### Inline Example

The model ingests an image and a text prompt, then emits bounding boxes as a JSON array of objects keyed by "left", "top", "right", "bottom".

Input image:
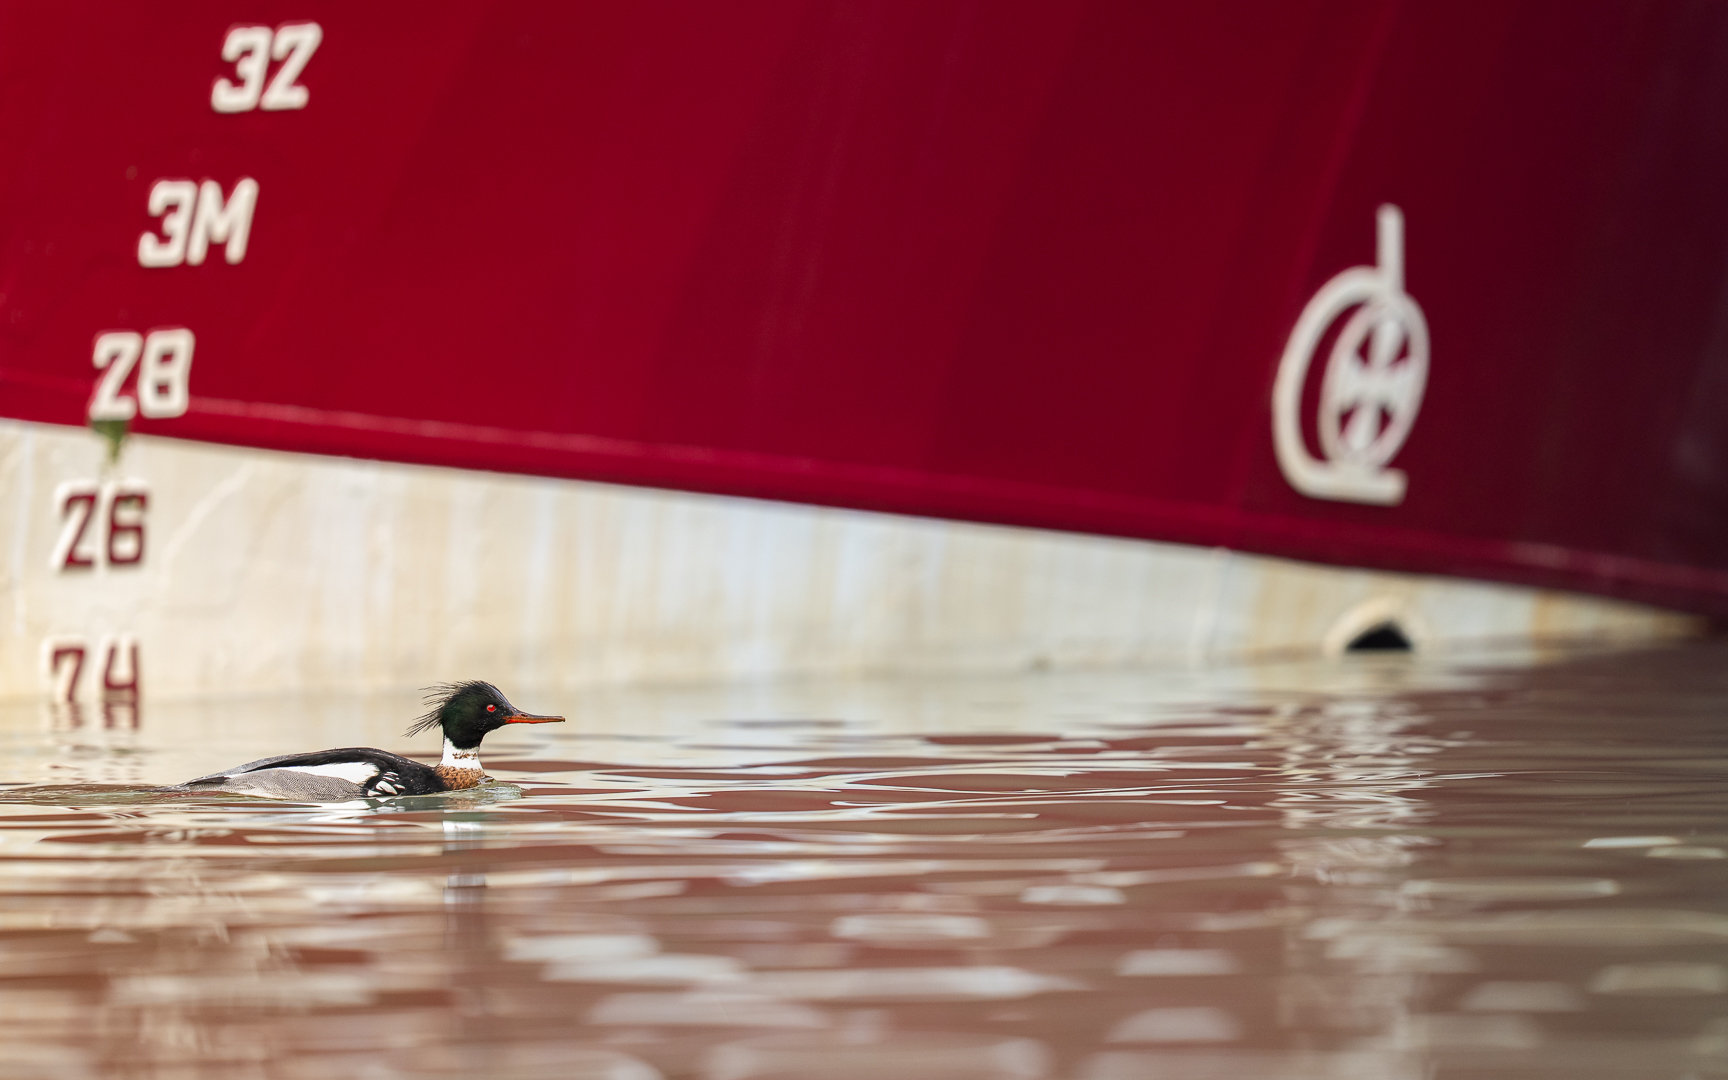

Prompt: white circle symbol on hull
[{"left": 1273, "top": 204, "right": 1428, "bottom": 505}]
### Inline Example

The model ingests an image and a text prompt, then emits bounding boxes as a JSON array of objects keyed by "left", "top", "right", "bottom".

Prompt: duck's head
[{"left": 405, "top": 681, "right": 564, "bottom": 748}]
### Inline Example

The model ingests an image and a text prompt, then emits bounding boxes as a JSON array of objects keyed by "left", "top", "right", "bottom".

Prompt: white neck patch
[{"left": 441, "top": 738, "right": 482, "bottom": 771}]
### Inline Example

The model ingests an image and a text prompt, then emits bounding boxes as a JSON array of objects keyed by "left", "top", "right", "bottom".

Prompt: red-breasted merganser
[{"left": 177, "top": 682, "right": 563, "bottom": 800}]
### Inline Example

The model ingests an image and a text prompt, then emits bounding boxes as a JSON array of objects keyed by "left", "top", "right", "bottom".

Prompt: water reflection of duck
[{"left": 176, "top": 682, "right": 564, "bottom": 800}]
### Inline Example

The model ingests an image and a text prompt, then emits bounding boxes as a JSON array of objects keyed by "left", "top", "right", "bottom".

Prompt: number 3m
[{"left": 211, "top": 23, "right": 322, "bottom": 113}]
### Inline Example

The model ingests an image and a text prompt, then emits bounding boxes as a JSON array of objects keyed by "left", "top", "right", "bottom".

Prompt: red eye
[{"left": 486, "top": 704, "right": 496, "bottom": 712}]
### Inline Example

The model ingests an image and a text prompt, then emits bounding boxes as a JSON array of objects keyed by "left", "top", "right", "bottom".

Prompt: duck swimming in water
[{"left": 177, "top": 682, "right": 563, "bottom": 800}]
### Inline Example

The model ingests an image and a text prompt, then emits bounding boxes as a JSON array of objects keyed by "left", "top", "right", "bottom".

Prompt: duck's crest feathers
[{"left": 404, "top": 680, "right": 500, "bottom": 738}]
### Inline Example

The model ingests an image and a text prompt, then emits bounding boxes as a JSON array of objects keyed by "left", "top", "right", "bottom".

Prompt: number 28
[
  {"left": 212, "top": 22, "right": 322, "bottom": 113},
  {"left": 89, "top": 329, "right": 193, "bottom": 422}
]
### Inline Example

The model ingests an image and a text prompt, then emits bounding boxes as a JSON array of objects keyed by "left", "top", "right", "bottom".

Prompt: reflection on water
[{"left": 0, "top": 642, "right": 1724, "bottom": 1079}]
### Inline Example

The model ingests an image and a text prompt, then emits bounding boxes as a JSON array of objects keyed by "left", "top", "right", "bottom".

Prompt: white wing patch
[
  {"left": 281, "top": 761, "right": 379, "bottom": 785},
  {"left": 370, "top": 773, "right": 402, "bottom": 796}
]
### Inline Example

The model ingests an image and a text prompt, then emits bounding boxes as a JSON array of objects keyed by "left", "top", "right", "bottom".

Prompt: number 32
[{"left": 211, "top": 22, "right": 322, "bottom": 113}]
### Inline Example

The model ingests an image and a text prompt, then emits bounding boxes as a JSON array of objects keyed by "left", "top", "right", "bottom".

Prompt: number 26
[{"left": 211, "top": 22, "right": 322, "bottom": 113}]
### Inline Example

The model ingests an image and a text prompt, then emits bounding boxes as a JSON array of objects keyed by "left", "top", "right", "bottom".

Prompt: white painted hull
[{"left": 0, "top": 419, "right": 1699, "bottom": 702}]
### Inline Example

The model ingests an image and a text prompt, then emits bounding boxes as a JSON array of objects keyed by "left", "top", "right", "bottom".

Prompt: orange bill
[{"left": 503, "top": 712, "right": 565, "bottom": 724}]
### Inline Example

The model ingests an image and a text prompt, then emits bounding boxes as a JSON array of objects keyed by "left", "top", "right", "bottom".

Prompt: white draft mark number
[
  {"left": 89, "top": 329, "right": 194, "bottom": 422},
  {"left": 138, "top": 178, "right": 258, "bottom": 268},
  {"left": 212, "top": 22, "right": 322, "bottom": 113}
]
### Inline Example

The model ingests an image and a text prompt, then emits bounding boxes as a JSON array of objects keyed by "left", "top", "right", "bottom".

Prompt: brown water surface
[{"left": 1, "top": 642, "right": 1725, "bottom": 1079}]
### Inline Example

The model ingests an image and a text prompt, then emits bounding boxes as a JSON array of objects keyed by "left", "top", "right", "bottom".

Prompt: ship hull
[{"left": 0, "top": 1, "right": 1724, "bottom": 623}]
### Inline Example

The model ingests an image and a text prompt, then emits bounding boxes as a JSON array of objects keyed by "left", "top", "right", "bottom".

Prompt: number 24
[{"left": 212, "top": 22, "right": 322, "bottom": 113}]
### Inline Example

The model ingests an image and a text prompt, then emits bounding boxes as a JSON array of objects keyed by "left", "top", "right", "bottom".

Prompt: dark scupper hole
[{"left": 1346, "top": 622, "right": 1413, "bottom": 652}]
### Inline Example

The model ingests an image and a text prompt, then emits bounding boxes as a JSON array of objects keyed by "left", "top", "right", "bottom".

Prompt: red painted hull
[{"left": 2, "top": 2, "right": 1726, "bottom": 613}]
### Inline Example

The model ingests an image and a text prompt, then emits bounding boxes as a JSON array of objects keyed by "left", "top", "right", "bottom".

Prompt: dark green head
[{"left": 405, "top": 681, "right": 564, "bottom": 748}]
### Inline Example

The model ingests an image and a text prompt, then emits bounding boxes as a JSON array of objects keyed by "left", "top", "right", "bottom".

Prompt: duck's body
[
  {"left": 176, "top": 682, "right": 562, "bottom": 801},
  {"left": 183, "top": 746, "right": 459, "bottom": 800}
]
